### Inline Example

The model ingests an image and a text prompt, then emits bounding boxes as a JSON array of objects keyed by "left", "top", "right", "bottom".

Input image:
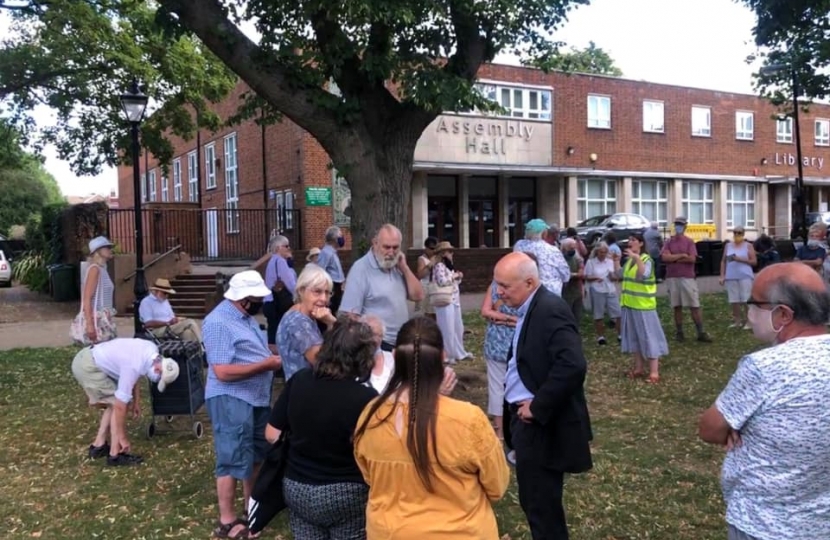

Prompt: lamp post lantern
[
  {"left": 760, "top": 63, "right": 807, "bottom": 240},
  {"left": 119, "top": 80, "right": 149, "bottom": 335}
]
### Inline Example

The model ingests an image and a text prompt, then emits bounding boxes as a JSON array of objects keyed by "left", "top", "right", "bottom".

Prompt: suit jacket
[{"left": 509, "top": 286, "right": 593, "bottom": 473}]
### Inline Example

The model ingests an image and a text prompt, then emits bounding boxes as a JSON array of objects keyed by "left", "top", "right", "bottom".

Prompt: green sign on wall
[{"left": 305, "top": 186, "right": 332, "bottom": 206}]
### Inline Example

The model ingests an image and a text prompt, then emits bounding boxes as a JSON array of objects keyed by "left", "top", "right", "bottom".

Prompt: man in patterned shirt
[
  {"left": 699, "top": 262, "right": 830, "bottom": 540},
  {"left": 513, "top": 218, "right": 570, "bottom": 296},
  {"left": 203, "top": 270, "right": 282, "bottom": 539}
]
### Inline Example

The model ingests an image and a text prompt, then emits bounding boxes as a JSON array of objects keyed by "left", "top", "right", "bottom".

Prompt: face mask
[
  {"left": 747, "top": 304, "right": 782, "bottom": 344},
  {"left": 565, "top": 250, "right": 576, "bottom": 258},
  {"left": 146, "top": 365, "right": 161, "bottom": 383},
  {"left": 286, "top": 257, "right": 295, "bottom": 269},
  {"left": 336, "top": 236, "right": 345, "bottom": 248},
  {"left": 808, "top": 239, "right": 821, "bottom": 248},
  {"left": 242, "top": 300, "right": 263, "bottom": 316},
  {"left": 674, "top": 225, "right": 685, "bottom": 235}
]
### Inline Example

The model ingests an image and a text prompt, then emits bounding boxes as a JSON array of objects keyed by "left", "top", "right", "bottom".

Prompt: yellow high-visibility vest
[{"left": 621, "top": 253, "right": 657, "bottom": 310}]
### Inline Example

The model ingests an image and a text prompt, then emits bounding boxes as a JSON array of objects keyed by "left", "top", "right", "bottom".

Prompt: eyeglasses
[{"left": 747, "top": 298, "right": 791, "bottom": 310}]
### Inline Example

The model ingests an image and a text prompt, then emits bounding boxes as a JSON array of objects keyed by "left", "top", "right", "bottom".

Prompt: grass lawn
[{"left": 0, "top": 293, "right": 762, "bottom": 539}]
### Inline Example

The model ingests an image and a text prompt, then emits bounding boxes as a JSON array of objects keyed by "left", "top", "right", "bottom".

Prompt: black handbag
[
  {"left": 268, "top": 257, "right": 294, "bottom": 322},
  {"left": 248, "top": 431, "right": 290, "bottom": 534}
]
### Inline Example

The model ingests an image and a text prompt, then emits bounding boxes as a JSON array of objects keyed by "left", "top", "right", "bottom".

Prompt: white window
[
  {"left": 187, "top": 151, "right": 198, "bottom": 202},
  {"left": 587, "top": 95, "right": 611, "bottom": 129},
  {"left": 275, "top": 191, "right": 285, "bottom": 230},
  {"left": 172, "top": 159, "right": 182, "bottom": 202},
  {"left": 691, "top": 106, "right": 711, "bottom": 137},
  {"left": 643, "top": 100, "right": 664, "bottom": 133},
  {"left": 205, "top": 143, "right": 217, "bottom": 189},
  {"left": 224, "top": 134, "right": 239, "bottom": 233},
  {"left": 148, "top": 170, "right": 157, "bottom": 202},
  {"left": 681, "top": 181, "right": 715, "bottom": 224},
  {"left": 161, "top": 174, "right": 169, "bottom": 202},
  {"left": 735, "top": 111, "right": 754, "bottom": 140},
  {"left": 777, "top": 117, "right": 793, "bottom": 143},
  {"left": 140, "top": 173, "right": 146, "bottom": 202},
  {"left": 576, "top": 179, "right": 616, "bottom": 221},
  {"left": 474, "top": 83, "right": 552, "bottom": 119},
  {"left": 816, "top": 119, "right": 830, "bottom": 146},
  {"left": 284, "top": 190, "right": 294, "bottom": 229},
  {"left": 726, "top": 183, "right": 756, "bottom": 229},
  {"left": 631, "top": 180, "right": 669, "bottom": 226}
]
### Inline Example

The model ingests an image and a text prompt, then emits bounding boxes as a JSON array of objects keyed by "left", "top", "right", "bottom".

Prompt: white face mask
[{"left": 747, "top": 304, "right": 783, "bottom": 344}]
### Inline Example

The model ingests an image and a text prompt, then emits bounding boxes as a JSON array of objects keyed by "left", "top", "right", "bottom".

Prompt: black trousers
[
  {"left": 330, "top": 282, "right": 344, "bottom": 315},
  {"left": 508, "top": 404, "right": 569, "bottom": 540},
  {"left": 263, "top": 302, "right": 280, "bottom": 345}
]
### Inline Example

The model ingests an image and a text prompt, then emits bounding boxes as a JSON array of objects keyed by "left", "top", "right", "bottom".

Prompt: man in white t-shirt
[
  {"left": 71, "top": 338, "right": 180, "bottom": 466},
  {"left": 139, "top": 278, "right": 202, "bottom": 342},
  {"left": 699, "top": 263, "right": 830, "bottom": 540}
]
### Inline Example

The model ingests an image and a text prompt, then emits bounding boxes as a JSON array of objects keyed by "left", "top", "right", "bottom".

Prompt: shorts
[
  {"left": 206, "top": 394, "right": 270, "bottom": 480},
  {"left": 484, "top": 358, "right": 507, "bottom": 417},
  {"left": 725, "top": 279, "right": 752, "bottom": 304},
  {"left": 667, "top": 277, "right": 701, "bottom": 308},
  {"left": 590, "top": 290, "right": 621, "bottom": 320},
  {"left": 71, "top": 347, "right": 117, "bottom": 406}
]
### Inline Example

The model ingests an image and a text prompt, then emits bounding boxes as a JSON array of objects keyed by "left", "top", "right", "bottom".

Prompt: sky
[{"left": 2, "top": 0, "right": 761, "bottom": 197}]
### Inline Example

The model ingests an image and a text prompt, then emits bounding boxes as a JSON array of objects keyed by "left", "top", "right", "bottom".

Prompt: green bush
[{"left": 12, "top": 251, "right": 49, "bottom": 293}]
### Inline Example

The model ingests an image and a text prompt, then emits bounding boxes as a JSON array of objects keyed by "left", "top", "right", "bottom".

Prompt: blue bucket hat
[{"left": 525, "top": 219, "right": 549, "bottom": 235}]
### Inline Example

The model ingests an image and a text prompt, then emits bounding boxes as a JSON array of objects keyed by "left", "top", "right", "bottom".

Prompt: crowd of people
[{"left": 67, "top": 216, "right": 830, "bottom": 540}]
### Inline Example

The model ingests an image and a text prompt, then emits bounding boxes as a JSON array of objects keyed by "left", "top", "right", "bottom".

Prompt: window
[
  {"left": 735, "top": 111, "right": 754, "bottom": 140},
  {"left": 172, "top": 159, "right": 182, "bottom": 202},
  {"left": 576, "top": 178, "right": 616, "bottom": 221},
  {"left": 777, "top": 117, "right": 793, "bottom": 143},
  {"left": 816, "top": 119, "right": 830, "bottom": 146},
  {"left": 187, "top": 151, "right": 198, "bottom": 202},
  {"left": 631, "top": 180, "right": 669, "bottom": 226},
  {"left": 224, "top": 134, "right": 239, "bottom": 233},
  {"left": 587, "top": 95, "right": 611, "bottom": 129},
  {"left": 691, "top": 106, "right": 711, "bottom": 137},
  {"left": 276, "top": 190, "right": 295, "bottom": 231},
  {"left": 681, "top": 181, "right": 714, "bottom": 224},
  {"left": 205, "top": 143, "right": 217, "bottom": 189},
  {"left": 148, "top": 170, "right": 157, "bottom": 202},
  {"left": 474, "top": 83, "right": 552, "bottom": 119},
  {"left": 140, "top": 173, "right": 146, "bottom": 202},
  {"left": 726, "top": 183, "right": 756, "bottom": 229},
  {"left": 643, "top": 100, "right": 664, "bottom": 133},
  {"left": 161, "top": 174, "right": 169, "bottom": 202}
]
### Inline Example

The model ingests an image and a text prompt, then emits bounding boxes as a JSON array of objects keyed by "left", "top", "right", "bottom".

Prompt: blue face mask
[
  {"left": 675, "top": 225, "right": 685, "bottom": 235},
  {"left": 808, "top": 239, "right": 821, "bottom": 248},
  {"left": 286, "top": 257, "right": 295, "bottom": 269},
  {"left": 565, "top": 250, "right": 576, "bottom": 258},
  {"left": 336, "top": 236, "right": 345, "bottom": 248}
]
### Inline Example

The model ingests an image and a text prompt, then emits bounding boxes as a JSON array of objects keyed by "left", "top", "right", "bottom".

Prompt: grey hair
[
  {"left": 375, "top": 223, "right": 402, "bottom": 240},
  {"left": 767, "top": 278, "right": 830, "bottom": 326},
  {"left": 294, "top": 264, "right": 334, "bottom": 303},
  {"left": 517, "top": 256, "right": 540, "bottom": 281},
  {"left": 268, "top": 235, "right": 289, "bottom": 252},
  {"left": 525, "top": 230, "right": 544, "bottom": 241},
  {"left": 359, "top": 314, "right": 385, "bottom": 339},
  {"left": 325, "top": 225, "right": 341, "bottom": 243},
  {"left": 591, "top": 241, "right": 610, "bottom": 258}
]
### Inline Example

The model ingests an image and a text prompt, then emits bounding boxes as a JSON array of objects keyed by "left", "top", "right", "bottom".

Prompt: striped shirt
[
  {"left": 81, "top": 262, "right": 114, "bottom": 311},
  {"left": 203, "top": 299, "right": 273, "bottom": 407}
]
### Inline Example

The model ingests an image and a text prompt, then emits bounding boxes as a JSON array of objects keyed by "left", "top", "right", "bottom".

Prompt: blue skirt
[{"left": 620, "top": 307, "right": 669, "bottom": 358}]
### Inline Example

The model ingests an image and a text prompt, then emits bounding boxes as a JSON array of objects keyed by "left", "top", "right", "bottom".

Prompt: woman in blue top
[
  {"left": 479, "top": 280, "right": 519, "bottom": 441},
  {"left": 276, "top": 265, "right": 337, "bottom": 380}
]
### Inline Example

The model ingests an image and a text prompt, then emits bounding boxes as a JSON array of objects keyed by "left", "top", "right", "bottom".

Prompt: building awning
[{"left": 765, "top": 176, "right": 830, "bottom": 186}]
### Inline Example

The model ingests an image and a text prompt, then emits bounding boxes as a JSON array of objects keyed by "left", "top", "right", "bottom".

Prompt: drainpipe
[{"left": 261, "top": 111, "right": 269, "bottom": 243}]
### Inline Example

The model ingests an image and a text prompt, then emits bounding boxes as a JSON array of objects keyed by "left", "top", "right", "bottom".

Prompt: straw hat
[
  {"left": 150, "top": 278, "right": 177, "bottom": 295},
  {"left": 434, "top": 241, "right": 454, "bottom": 254},
  {"left": 306, "top": 247, "right": 322, "bottom": 262}
]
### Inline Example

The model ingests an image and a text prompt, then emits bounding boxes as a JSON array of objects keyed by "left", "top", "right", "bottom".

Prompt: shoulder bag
[
  {"left": 70, "top": 264, "right": 118, "bottom": 346},
  {"left": 427, "top": 266, "right": 453, "bottom": 308}
]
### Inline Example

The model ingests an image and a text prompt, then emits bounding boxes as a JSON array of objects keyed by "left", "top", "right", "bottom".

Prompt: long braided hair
[{"left": 353, "top": 316, "right": 445, "bottom": 492}]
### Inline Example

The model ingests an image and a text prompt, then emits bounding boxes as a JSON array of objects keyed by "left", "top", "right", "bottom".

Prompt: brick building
[{"left": 116, "top": 62, "right": 830, "bottom": 255}]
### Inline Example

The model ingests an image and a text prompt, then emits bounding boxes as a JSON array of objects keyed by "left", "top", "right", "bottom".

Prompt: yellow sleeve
[
  {"left": 469, "top": 407, "right": 511, "bottom": 501},
  {"left": 353, "top": 406, "right": 372, "bottom": 484}
]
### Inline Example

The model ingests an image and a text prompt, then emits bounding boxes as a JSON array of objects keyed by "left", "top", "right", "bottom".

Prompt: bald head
[
  {"left": 561, "top": 238, "right": 576, "bottom": 250},
  {"left": 753, "top": 262, "right": 830, "bottom": 327},
  {"left": 494, "top": 252, "right": 539, "bottom": 307}
]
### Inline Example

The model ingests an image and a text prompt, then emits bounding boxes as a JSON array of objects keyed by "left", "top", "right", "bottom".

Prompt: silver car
[{"left": 0, "top": 250, "right": 12, "bottom": 287}]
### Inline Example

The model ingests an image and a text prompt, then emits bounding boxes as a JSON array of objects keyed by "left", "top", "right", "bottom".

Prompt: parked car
[
  {"left": 806, "top": 212, "right": 830, "bottom": 226},
  {"left": 574, "top": 213, "right": 650, "bottom": 246},
  {"left": 0, "top": 250, "right": 11, "bottom": 287}
]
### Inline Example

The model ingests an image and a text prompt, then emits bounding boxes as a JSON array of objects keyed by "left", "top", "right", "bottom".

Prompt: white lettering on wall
[{"left": 774, "top": 152, "right": 825, "bottom": 170}]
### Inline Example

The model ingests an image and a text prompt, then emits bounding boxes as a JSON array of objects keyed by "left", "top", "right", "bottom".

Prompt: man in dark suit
[{"left": 495, "top": 251, "right": 593, "bottom": 540}]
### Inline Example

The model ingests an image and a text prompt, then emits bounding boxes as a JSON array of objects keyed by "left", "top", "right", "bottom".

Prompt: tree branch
[
  {"left": 0, "top": 65, "right": 111, "bottom": 100},
  {"left": 444, "top": 0, "right": 489, "bottom": 80}
]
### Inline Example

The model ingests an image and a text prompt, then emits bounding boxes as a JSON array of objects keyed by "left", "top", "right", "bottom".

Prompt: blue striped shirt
[
  {"left": 317, "top": 244, "right": 345, "bottom": 283},
  {"left": 203, "top": 299, "right": 273, "bottom": 407}
]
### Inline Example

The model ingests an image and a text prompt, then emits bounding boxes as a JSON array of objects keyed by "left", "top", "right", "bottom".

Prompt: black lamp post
[
  {"left": 119, "top": 81, "right": 149, "bottom": 335},
  {"left": 761, "top": 63, "right": 807, "bottom": 240}
]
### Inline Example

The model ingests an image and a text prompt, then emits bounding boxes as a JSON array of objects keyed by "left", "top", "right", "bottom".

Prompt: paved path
[{"left": 0, "top": 276, "right": 723, "bottom": 351}]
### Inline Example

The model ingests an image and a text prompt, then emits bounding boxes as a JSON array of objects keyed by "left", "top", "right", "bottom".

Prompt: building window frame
[
  {"left": 148, "top": 170, "right": 157, "bottom": 202},
  {"left": 815, "top": 119, "right": 830, "bottom": 147},
  {"left": 172, "top": 158, "right": 182, "bottom": 202},
  {"left": 577, "top": 178, "right": 616, "bottom": 221},
  {"left": 777, "top": 117, "right": 793, "bottom": 143},
  {"left": 681, "top": 181, "right": 715, "bottom": 224},
  {"left": 140, "top": 173, "right": 146, "bottom": 203},
  {"left": 726, "top": 182, "right": 756, "bottom": 229},
  {"left": 691, "top": 105, "right": 711, "bottom": 137},
  {"left": 642, "top": 100, "right": 664, "bottom": 133},
  {"left": 205, "top": 143, "right": 217, "bottom": 189},
  {"left": 587, "top": 94, "right": 611, "bottom": 129},
  {"left": 631, "top": 180, "right": 669, "bottom": 227},
  {"left": 187, "top": 151, "right": 198, "bottom": 202},
  {"left": 161, "top": 174, "right": 169, "bottom": 202},
  {"left": 735, "top": 111, "right": 754, "bottom": 141},
  {"left": 224, "top": 133, "right": 239, "bottom": 234},
  {"left": 473, "top": 82, "right": 553, "bottom": 120}
]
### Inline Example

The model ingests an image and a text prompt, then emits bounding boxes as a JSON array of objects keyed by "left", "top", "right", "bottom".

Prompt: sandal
[
  {"left": 213, "top": 518, "right": 248, "bottom": 539},
  {"left": 645, "top": 374, "right": 660, "bottom": 384}
]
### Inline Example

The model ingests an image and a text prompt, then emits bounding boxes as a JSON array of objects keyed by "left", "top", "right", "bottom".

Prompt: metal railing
[
  {"left": 107, "top": 208, "right": 302, "bottom": 261},
  {"left": 122, "top": 244, "right": 182, "bottom": 282}
]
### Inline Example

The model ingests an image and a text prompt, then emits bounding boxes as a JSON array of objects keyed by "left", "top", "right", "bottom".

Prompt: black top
[{"left": 269, "top": 368, "right": 378, "bottom": 484}]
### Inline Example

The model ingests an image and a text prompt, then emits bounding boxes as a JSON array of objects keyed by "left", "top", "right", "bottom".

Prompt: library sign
[{"left": 414, "top": 115, "right": 552, "bottom": 166}]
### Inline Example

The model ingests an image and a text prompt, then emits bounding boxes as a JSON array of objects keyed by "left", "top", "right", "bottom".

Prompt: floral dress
[{"left": 483, "top": 282, "right": 520, "bottom": 363}]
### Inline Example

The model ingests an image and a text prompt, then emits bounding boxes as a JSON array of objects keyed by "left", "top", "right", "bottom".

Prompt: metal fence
[{"left": 107, "top": 208, "right": 302, "bottom": 261}]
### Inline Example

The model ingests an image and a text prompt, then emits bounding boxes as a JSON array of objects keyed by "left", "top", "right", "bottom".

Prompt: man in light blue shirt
[
  {"left": 317, "top": 225, "right": 346, "bottom": 313},
  {"left": 138, "top": 278, "right": 202, "bottom": 342},
  {"left": 260, "top": 235, "right": 297, "bottom": 345}
]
